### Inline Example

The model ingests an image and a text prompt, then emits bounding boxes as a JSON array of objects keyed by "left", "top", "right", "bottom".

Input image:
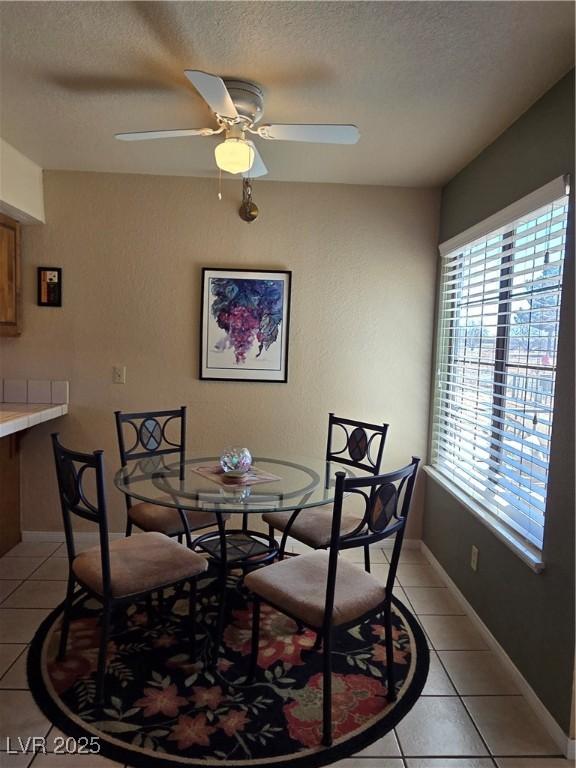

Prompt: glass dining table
[
  {"left": 114, "top": 455, "right": 348, "bottom": 568},
  {"left": 115, "top": 455, "right": 352, "bottom": 662}
]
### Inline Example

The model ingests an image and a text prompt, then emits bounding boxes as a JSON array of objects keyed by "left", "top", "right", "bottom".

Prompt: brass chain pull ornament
[{"left": 239, "top": 178, "right": 259, "bottom": 222}]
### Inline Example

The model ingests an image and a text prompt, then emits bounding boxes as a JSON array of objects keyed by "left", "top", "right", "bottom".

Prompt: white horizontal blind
[{"left": 432, "top": 186, "right": 569, "bottom": 550}]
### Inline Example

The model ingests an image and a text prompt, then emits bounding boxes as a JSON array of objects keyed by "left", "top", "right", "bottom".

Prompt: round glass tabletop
[{"left": 114, "top": 456, "right": 349, "bottom": 514}]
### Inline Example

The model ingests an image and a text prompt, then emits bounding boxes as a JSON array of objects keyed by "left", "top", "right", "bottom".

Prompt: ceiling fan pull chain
[{"left": 218, "top": 167, "right": 222, "bottom": 201}]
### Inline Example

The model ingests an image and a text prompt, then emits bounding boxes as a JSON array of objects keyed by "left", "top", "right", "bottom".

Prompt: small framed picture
[
  {"left": 37, "top": 267, "right": 62, "bottom": 307},
  {"left": 200, "top": 268, "right": 292, "bottom": 382}
]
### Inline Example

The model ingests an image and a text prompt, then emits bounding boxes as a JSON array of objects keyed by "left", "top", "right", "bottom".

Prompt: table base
[{"left": 194, "top": 529, "right": 278, "bottom": 568}]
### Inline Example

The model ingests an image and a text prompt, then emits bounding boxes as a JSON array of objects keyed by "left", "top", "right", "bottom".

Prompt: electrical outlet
[
  {"left": 470, "top": 545, "right": 479, "bottom": 572},
  {"left": 112, "top": 366, "right": 126, "bottom": 384}
]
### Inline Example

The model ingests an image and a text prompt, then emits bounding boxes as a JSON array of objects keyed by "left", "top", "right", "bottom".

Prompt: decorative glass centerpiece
[
  {"left": 219, "top": 447, "right": 252, "bottom": 476},
  {"left": 220, "top": 485, "right": 252, "bottom": 501}
]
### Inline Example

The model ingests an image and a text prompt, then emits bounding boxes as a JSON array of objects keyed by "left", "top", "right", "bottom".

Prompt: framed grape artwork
[{"left": 199, "top": 268, "right": 292, "bottom": 382}]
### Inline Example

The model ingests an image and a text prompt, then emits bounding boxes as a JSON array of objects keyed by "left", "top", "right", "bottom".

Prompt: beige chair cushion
[
  {"left": 262, "top": 504, "right": 364, "bottom": 549},
  {"left": 244, "top": 551, "right": 386, "bottom": 628},
  {"left": 129, "top": 499, "right": 227, "bottom": 536},
  {"left": 72, "top": 532, "right": 208, "bottom": 598}
]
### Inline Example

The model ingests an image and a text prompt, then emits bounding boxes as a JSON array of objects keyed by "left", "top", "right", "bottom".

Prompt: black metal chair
[
  {"left": 262, "top": 413, "right": 389, "bottom": 571},
  {"left": 52, "top": 433, "right": 208, "bottom": 705},
  {"left": 115, "top": 407, "right": 228, "bottom": 546},
  {"left": 244, "top": 457, "right": 420, "bottom": 747}
]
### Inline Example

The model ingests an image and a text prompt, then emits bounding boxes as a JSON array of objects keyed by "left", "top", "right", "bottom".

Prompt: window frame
[{"left": 427, "top": 175, "right": 571, "bottom": 571}]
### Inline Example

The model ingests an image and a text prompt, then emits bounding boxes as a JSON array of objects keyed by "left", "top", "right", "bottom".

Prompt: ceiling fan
[{"left": 115, "top": 70, "right": 360, "bottom": 178}]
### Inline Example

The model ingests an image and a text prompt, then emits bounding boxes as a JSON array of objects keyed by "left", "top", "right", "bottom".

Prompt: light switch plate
[{"left": 113, "top": 366, "right": 126, "bottom": 384}]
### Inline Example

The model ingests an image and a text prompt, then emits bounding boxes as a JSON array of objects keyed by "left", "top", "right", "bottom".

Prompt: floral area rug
[{"left": 28, "top": 571, "right": 428, "bottom": 768}]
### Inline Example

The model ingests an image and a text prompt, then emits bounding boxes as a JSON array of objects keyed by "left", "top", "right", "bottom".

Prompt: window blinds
[{"left": 432, "top": 179, "right": 569, "bottom": 550}]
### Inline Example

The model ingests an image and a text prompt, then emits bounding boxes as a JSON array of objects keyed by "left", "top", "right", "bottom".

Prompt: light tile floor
[{"left": 0, "top": 541, "right": 571, "bottom": 768}]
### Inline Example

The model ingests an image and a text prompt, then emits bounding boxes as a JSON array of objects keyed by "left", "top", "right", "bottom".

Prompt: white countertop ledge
[{"left": 0, "top": 403, "right": 68, "bottom": 438}]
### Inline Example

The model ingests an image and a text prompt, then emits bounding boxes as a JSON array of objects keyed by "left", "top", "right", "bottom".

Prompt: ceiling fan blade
[
  {"left": 184, "top": 70, "right": 238, "bottom": 119},
  {"left": 115, "top": 128, "right": 215, "bottom": 141},
  {"left": 258, "top": 124, "right": 359, "bottom": 144},
  {"left": 244, "top": 142, "right": 268, "bottom": 178}
]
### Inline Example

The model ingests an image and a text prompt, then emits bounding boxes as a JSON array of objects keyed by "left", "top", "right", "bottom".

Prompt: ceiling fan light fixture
[{"left": 214, "top": 138, "right": 255, "bottom": 175}]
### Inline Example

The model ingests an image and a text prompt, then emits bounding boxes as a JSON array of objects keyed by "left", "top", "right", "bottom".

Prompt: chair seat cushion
[
  {"left": 244, "top": 551, "right": 386, "bottom": 628},
  {"left": 129, "top": 499, "right": 227, "bottom": 536},
  {"left": 262, "top": 504, "right": 364, "bottom": 548},
  {"left": 72, "top": 532, "right": 208, "bottom": 598}
]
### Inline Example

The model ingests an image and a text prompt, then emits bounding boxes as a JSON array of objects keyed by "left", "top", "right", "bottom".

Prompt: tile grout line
[
  {"left": 427, "top": 596, "right": 567, "bottom": 759},
  {"left": 1, "top": 546, "right": 62, "bottom": 582},
  {"left": 0, "top": 581, "right": 68, "bottom": 610},
  {"left": 0, "top": 580, "right": 25, "bottom": 606},
  {"left": 27, "top": 546, "right": 70, "bottom": 579},
  {"left": 393, "top": 556, "right": 511, "bottom": 762},
  {"left": 431, "top": 645, "right": 514, "bottom": 761},
  {"left": 394, "top": 719, "right": 408, "bottom": 765},
  {"left": 0, "top": 643, "right": 29, "bottom": 687}
]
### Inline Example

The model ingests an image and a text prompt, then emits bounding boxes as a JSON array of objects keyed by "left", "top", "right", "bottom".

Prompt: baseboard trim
[
  {"left": 382, "top": 537, "right": 420, "bottom": 550},
  {"left": 22, "top": 531, "right": 66, "bottom": 543},
  {"left": 22, "top": 530, "right": 125, "bottom": 543},
  {"left": 420, "top": 541, "right": 572, "bottom": 758}
]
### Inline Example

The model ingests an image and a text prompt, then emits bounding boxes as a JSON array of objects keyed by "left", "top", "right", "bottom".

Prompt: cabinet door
[
  {"left": 0, "top": 435, "right": 21, "bottom": 555},
  {"left": 0, "top": 212, "right": 21, "bottom": 336}
]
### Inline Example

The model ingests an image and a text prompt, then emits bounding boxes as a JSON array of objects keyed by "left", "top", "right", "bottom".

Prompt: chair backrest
[
  {"left": 51, "top": 433, "right": 112, "bottom": 594},
  {"left": 115, "top": 406, "right": 187, "bottom": 465},
  {"left": 326, "top": 413, "right": 389, "bottom": 475},
  {"left": 323, "top": 458, "right": 420, "bottom": 629}
]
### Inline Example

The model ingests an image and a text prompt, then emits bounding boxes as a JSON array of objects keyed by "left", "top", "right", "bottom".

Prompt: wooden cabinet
[
  {"left": 0, "top": 212, "right": 21, "bottom": 336},
  {"left": 0, "top": 435, "right": 21, "bottom": 556}
]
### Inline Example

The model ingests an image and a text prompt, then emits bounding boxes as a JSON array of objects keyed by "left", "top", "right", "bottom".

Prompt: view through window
[{"left": 432, "top": 188, "right": 569, "bottom": 550}]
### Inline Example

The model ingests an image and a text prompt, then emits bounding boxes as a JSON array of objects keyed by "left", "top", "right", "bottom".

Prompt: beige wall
[
  {"left": 0, "top": 171, "right": 439, "bottom": 535},
  {"left": 0, "top": 139, "right": 45, "bottom": 223}
]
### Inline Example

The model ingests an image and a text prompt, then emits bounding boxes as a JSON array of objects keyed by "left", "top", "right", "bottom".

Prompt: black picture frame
[
  {"left": 37, "top": 267, "right": 62, "bottom": 307},
  {"left": 200, "top": 268, "right": 292, "bottom": 383}
]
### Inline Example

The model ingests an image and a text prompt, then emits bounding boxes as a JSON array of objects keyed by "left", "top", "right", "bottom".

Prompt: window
[{"left": 431, "top": 177, "right": 570, "bottom": 553}]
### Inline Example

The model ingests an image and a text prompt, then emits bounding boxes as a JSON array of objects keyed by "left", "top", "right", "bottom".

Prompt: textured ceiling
[{"left": 0, "top": 1, "right": 573, "bottom": 186}]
